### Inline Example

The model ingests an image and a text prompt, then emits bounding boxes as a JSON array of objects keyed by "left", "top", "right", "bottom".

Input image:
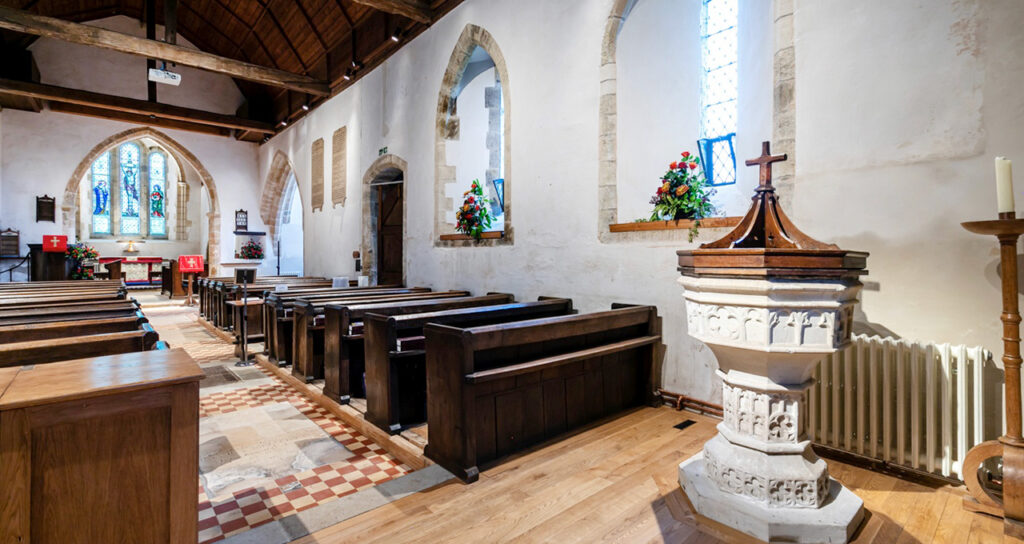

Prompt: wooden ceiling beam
[
  {"left": 48, "top": 102, "right": 232, "bottom": 137},
  {"left": 0, "top": 78, "right": 275, "bottom": 133},
  {"left": 0, "top": 5, "right": 330, "bottom": 96},
  {"left": 350, "top": 0, "right": 432, "bottom": 24}
]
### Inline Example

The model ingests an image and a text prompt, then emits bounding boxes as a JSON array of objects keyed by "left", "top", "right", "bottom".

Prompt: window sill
[
  {"left": 439, "top": 231, "right": 505, "bottom": 241},
  {"left": 608, "top": 216, "right": 743, "bottom": 233}
]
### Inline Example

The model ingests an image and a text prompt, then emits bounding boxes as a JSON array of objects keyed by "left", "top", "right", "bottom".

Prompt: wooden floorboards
[{"left": 291, "top": 406, "right": 1009, "bottom": 544}]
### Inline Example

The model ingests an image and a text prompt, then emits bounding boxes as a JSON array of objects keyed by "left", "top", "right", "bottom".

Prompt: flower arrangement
[
  {"left": 236, "top": 240, "right": 264, "bottom": 260},
  {"left": 455, "top": 179, "right": 493, "bottom": 240},
  {"left": 649, "top": 152, "right": 717, "bottom": 222},
  {"left": 66, "top": 242, "right": 98, "bottom": 280}
]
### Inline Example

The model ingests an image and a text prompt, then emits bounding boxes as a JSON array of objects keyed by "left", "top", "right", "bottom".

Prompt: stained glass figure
[
  {"left": 91, "top": 152, "right": 111, "bottom": 234},
  {"left": 149, "top": 151, "right": 166, "bottom": 236},
  {"left": 119, "top": 143, "right": 141, "bottom": 235}
]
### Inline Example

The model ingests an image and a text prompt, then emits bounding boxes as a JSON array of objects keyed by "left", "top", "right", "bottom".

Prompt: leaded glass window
[
  {"left": 699, "top": 0, "right": 738, "bottom": 186},
  {"left": 149, "top": 151, "right": 167, "bottom": 237},
  {"left": 91, "top": 152, "right": 111, "bottom": 234},
  {"left": 119, "top": 143, "right": 142, "bottom": 235}
]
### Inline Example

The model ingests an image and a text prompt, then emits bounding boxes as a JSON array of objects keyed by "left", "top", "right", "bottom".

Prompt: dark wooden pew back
[
  {"left": 0, "top": 315, "right": 149, "bottom": 344},
  {"left": 363, "top": 298, "right": 575, "bottom": 434},
  {"left": 0, "top": 323, "right": 161, "bottom": 367},
  {"left": 424, "top": 304, "right": 661, "bottom": 482}
]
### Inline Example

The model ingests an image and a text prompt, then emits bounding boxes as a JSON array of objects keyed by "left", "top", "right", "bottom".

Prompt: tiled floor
[{"left": 144, "top": 305, "right": 412, "bottom": 544}]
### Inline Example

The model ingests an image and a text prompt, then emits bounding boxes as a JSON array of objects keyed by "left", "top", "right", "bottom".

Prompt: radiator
[{"left": 807, "top": 334, "right": 995, "bottom": 480}]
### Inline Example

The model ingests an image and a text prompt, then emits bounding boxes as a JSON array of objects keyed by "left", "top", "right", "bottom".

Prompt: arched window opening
[
  {"left": 91, "top": 152, "right": 111, "bottom": 235},
  {"left": 449, "top": 46, "right": 505, "bottom": 233},
  {"left": 276, "top": 173, "right": 304, "bottom": 276}
]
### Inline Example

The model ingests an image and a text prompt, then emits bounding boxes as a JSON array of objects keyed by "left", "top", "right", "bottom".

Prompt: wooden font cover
[{"left": 677, "top": 141, "right": 867, "bottom": 278}]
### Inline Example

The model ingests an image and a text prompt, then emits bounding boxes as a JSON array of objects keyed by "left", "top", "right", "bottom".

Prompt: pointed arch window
[
  {"left": 88, "top": 141, "right": 172, "bottom": 239},
  {"left": 699, "top": 0, "right": 738, "bottom": 186}
]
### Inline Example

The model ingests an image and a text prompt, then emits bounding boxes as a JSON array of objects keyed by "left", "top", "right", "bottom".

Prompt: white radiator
[{"left": 807, "top": 334, "right": 995, "bottom": 480}]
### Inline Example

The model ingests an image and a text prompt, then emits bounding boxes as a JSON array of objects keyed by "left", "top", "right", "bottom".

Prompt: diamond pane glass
[
  {"left": 700, "top": 0, "right": 738, "bottom": 184},
  {"left": 119, "top": 143, "right": 141, "bottom": 235},
  {"left": 90, "top": 152, "right": 111, "bottom": 234},
  {"left": 149, "top": 152, "right": 166, "bottom": 237}
]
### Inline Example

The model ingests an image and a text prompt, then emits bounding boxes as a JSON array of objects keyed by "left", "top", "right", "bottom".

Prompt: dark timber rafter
[
  {"left": 351, "top": 0, "right": 432, "bottom": 24},
  {"left": 0, "top": 5, "right": 330, "bottom": 96}
]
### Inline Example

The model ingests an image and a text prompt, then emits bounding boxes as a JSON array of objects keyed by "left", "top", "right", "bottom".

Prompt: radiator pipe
[{"left": 658, "top": 388, "right": 723, "bottom": 418}]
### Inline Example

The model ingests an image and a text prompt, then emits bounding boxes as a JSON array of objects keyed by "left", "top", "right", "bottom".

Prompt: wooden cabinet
[{"left": 0, "top": 348, "right": 203, "bottom": 544}]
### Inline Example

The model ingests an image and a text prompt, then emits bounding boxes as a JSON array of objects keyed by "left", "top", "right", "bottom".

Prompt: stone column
[{"left": 678, "top": 275, "right": 865, "bottom": 543}]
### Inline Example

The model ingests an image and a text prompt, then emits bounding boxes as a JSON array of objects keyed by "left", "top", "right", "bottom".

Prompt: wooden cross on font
[{"left": 746, "top": 141, "right": 787, "bottom": 191}]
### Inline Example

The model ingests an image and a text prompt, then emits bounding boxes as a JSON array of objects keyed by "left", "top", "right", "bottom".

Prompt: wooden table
[{"left": 0, "top": 348, "right": 203, "bottom": 544}]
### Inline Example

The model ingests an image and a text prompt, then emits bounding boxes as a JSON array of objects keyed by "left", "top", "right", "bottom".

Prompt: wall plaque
[
  {"left": 235, "top": 209, "right": 248, "bottom": 231},
  {"left": 36, "top": 195, "right": 56, "bottom": 223},
  {"left": 0, "top": 229, "right": 19, "bottom": 257}
]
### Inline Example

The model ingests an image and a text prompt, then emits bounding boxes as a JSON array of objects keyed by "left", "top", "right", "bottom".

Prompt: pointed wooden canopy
[{"left": 678, "top": 141, "right": 867, "bottom": 278}]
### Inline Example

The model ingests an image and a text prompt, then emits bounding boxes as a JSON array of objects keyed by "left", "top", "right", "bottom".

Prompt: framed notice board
[
  {"left": 0, "top": 229, "right": 19, "bottom": 257},
  {"left": 36, "top": 195, "right": 56, "bottom": 222}
]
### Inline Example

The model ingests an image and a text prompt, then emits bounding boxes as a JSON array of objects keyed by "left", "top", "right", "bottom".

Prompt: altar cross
[{"left": 746, "top": 141, "right": 787, "bottom": 191}]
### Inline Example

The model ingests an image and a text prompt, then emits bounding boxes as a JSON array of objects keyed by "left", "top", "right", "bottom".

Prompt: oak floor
[{"left": 293, "top": 406, "right": 1008, "bottom": 544}]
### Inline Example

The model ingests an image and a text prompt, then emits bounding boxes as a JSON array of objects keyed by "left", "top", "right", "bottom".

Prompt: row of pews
[
  {"left": 0, "top": 279, "right": 203, "bottom": 543},
  {"left": 0, "top": 278, "right": 170, "bottom": 366},
  {"left": 201, "top": 279, "right": 662, "bottom": 483}
]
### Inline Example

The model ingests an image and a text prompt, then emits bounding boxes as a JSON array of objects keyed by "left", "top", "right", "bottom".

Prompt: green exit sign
[{"left": 378, "top": 146, "right": 388, "bottom": 156}]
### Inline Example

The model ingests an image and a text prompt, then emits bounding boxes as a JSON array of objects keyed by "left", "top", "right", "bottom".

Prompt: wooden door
[{"left": 376, "top": 184, "right": 403, "bottom": 285}]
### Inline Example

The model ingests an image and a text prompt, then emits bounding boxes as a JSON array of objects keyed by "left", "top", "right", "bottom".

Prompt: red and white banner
[
  {"left": 42, "top": 235, "right": 67, "bottom": 253},
  {"left": 179, "top": 254, "right": 204, "bottom": 273}
]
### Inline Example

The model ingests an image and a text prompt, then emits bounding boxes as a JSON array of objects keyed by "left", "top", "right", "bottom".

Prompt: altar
[{"left": 99, "top": 256, "right": 164, "bottom": 286}]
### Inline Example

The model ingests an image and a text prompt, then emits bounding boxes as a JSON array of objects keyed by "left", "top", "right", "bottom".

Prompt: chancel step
[{"left": 808, "top": 334, "right": 995, "bottom": 480}]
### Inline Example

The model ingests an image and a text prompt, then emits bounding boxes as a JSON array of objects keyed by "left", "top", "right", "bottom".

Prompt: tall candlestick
[{"left": 997, "top": 157, "right": 1015, "bottom": 214}]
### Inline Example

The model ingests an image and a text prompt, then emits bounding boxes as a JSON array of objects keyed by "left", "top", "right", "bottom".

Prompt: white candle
[{"left": 996, "top": 157, "right": 1014, "bottom": 214}]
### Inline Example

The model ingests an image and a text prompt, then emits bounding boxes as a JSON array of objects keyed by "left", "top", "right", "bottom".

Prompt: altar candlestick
[{"left": 997, "top": 157, "right": 1015, "bottom": 214}]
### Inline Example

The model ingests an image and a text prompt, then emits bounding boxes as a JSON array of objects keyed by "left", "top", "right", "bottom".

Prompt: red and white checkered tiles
[{"left": 196, "top": 368, "right": 411, "bottom": 543}]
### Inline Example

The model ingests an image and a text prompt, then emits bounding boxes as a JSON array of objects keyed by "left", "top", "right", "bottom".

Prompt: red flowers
[
  {"left": 681, "top": 151, "right": 690, "bottom": 158},
  {"left": 688, "top": 162, "right": 697, "bottom": 169},
  {"left": 670, "top": 161, "right": 678, "bottom": 170}
]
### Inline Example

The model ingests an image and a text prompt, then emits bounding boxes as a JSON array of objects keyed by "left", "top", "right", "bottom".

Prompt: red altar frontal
[{"left": 99, "top": 256, "right": 164, "bottom": 286}]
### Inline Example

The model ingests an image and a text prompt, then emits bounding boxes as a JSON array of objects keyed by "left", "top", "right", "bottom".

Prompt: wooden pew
[
  {"left": 423, "top": 304, "right": 661, "bottom": 482},
  {"left": 0, "top": 315, "right": 149, "bottom": 343},
  {"left": 362, "top": 298, "right": 575, "bottom": 434},
  {"left": 211, "top": 277, "right": 330, "bottom": 328},
  {"left": 0, "top": 292, "right": 127, "bottom": 310},
  {"left": 0, "top": 304, "right": 144, "bottom": 326},
  {"left": 0, "top": 348, "right": 201, "bottom": 544},
  {"left": 291, "top": 290, "right": 471, "bottom": 383},
  {"left": 0, "top": 279, "right": 123, "bottom": 290},
  {"left": 322, "top": 293, "right": 519, "bottom": 405},
  {"left": 263, "top": 286, "right": 423, "bottom": 365},
  {"left": 0, "top": 323, "right": 161, "bottom": 366}
]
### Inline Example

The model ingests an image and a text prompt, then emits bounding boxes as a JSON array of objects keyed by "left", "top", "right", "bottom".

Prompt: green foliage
[
  {"left": 648, "top": 152, "right": 717, "bottom": 223},
  {"left": 455, "top": 180, "right": 493, "bottom": 240}
]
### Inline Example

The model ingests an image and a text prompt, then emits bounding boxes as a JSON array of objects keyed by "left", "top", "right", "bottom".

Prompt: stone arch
[
  {"left": 259, "top": 150, "right": 299, "bottom": 242},
  {"left": 434, "top": 23, "right": 512, "bottom": 247},
  {"left": 361, "top": 153, "right": 408, "bottom": 284},
  {"left": 63, "top": 126, "right": 223, "bottom": 274}
]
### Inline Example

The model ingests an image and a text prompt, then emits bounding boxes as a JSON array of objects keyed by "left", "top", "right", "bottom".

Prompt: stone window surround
[
  {"left": 259, "top": 150, "right": 300, "bottom": 244},
  {"left": 598, "top": 0, "right": 795, "bottom": 243},
  {"left": 63, "top": 127, "right": 223, "bottom": 274},
  {"left": 434, "top": 23, "right": 513, "bottom": 248}
]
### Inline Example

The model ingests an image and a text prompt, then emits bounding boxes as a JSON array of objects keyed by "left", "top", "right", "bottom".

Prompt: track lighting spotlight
[
  {"left": 301, "top": 104, "right": 310, "bottom": 111},
  {"left": 343, "top": 70, "right": 353, "bottom": 81},
  {"left": 391, "top": 28, "right": 402, "bottom": 42}
]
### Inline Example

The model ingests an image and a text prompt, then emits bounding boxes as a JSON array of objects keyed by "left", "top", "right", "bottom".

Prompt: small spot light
[
  {"left": 343, "top": 70, "right": 352, "bottom": 81},
  {"left": 351, "top": 60, "right": 364, "bottom": 70},
  {"left": 301, "top": 104, "right": 310, "bottom": 111},
  {"left": 390, "top": 29, "right": 401, "bottom": 42},
  {"left": 278, "top": 120, "right": 288, "bottom": 128}
]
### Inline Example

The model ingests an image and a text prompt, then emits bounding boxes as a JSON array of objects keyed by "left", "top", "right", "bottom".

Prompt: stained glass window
[
  {"left": 91, "top": 152, "right": 111, "bottom": 234},
  {"left": 149, "top": 151, "right": 167, "bottom": 237},
  {"left": 699, "top": 0, "right": 738, "bottom": 186},
  {"left": 119, "top": 143, "right": 141, "bottom": 235}
]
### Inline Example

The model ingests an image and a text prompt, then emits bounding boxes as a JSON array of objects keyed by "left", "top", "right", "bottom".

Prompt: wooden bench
[
  {"left": 209, "top": 277, "right": 330, "bottom": 328},
  {"left": 363, "top": 297, "right": 575, "bottom": 434},
  {"left": 0, "top": 315, "right": 149, "bottom": 344},
  {"left": 0, "top": 323, "right": 161, "bottom": 366},
  {"left": 323, "top": 293, "right": 519, "bottom": 405},
  {"left": 291, "top": 290, "right": 470, "bottom": 383},
  {"left": 0, "top": 348, "right": 201, "bottom": 543},
  {"left": 423, "top": 304, "right": 662, "bottom": 482},
  {"left": 0, "top": 279, "right": 123, "bottom": 290},
  {"left": 262, "top": 286, "right": 422, "bottom": 365},
  {"left": 0, "top": 301, "right": 142, "bottom": 326}
]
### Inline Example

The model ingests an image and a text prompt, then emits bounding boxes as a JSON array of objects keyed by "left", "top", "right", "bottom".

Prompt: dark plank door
[{"left": 377, "top": 184, "right": 404, "bottom": 285}]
